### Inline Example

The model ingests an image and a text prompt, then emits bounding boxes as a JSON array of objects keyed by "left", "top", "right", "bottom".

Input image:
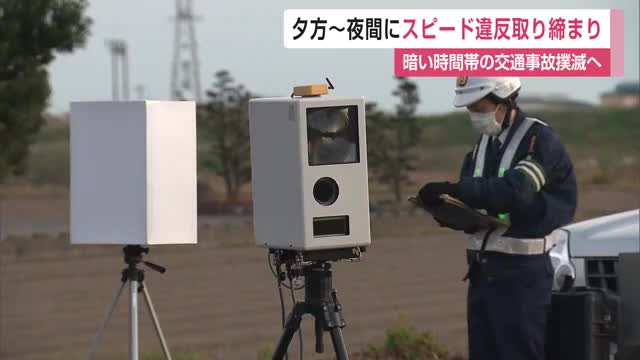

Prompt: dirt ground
[
  {"left": 0, "top": 226, "right": 467, "bottom": 360},
  {"left": 0, "top": 187, "right": 637, "bottom": 360}
]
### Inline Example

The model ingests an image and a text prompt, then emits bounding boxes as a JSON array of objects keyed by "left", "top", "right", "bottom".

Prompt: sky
[{"left": 49, "top": 0, "right": 639, "bottom": 114}]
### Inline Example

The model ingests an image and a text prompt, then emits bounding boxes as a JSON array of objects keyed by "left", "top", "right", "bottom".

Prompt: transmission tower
[
  {"left": 170, "top": 0, "right": 202, "bottom": 102},
  {"left": 106, "top": 39, "right": 130, "bottom": 101}
]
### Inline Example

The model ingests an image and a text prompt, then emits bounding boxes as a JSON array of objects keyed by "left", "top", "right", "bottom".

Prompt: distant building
[
  {"left": 600, "top": 82, "right": 640, "bottom": 108},
  {"left": 518, "top": 94, "right": 593, "bottom": 110}
]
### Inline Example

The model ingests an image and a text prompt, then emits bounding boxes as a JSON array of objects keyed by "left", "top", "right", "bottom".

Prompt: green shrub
[
  {"left": 256, "top": 344, "right": 272, "bottom": 360},
  {"left": 364, "top": 315, "right": 449, "bottom": 360}
]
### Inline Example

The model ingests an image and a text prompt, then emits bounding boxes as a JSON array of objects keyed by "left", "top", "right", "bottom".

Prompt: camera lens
[
  {"left": 313, "top": 177, "right": 339, "bottom": 206},
  {"left": 307, "top": 106, "right": 360, "bottom": 166}
]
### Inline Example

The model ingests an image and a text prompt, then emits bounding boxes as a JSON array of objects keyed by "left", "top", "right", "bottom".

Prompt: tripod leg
[
  {"left": 141, "top": 282, "right": 173, "bottom": 360},
  {"left": 272, "top": 303, "right": 305, "bottom": 360},
  {"left": 329, "top": 327, "right": 349, "bottom": 360},
  {"left": 87, "top": 280, "right": 127, "bottom": 360},
  {"left": 314, "top": 317, "right": 324, "bottom": 353},
  {"left": 130, "top": 279, "right": 139, "bottom": 360}
]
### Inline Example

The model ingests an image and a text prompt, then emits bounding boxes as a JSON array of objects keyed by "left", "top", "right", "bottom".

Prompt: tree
[
  {"left": 0, "top": 0, "right": 91, "bottom": 182},
  {"left": 367, "top": 77, "right": 421, "bottom": 202},
  {"left": 199, "top": 70, "right": 252, "bottom": 203}
]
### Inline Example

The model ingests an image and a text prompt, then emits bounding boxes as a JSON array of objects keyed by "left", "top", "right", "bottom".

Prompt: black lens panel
[
  {"left": 313, "top": 216, "right": 350, "bottom": 237},
  {"left": 307, "top": 105, "right": 360, "bottom": 166},
  {"left": 313, "top": 177, "right": 339, "bottom": 206}
]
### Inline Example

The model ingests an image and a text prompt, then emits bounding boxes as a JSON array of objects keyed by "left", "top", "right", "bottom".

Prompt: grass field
[{"left": 6, "top": 107, "right": 639, "bottom": 198}]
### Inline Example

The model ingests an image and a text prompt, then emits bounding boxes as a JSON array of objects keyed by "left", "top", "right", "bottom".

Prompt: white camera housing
[
  {"left": 249, "top": 96, "right": 371, "bottom": 250},
  {"left": 70, "top": 101, "right": 197, "bottom": 245}
]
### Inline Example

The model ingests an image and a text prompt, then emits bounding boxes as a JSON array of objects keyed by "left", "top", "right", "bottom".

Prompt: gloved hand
[
  {"left": 463, "top": 225, "right": 481, "bottom": 234},
  {"left": 418, "top": 181, "right": 460, "bottom": 207}
]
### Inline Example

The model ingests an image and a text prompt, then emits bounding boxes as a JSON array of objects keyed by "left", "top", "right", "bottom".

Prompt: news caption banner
[{"left": 284, "top": 9, "right": 624, "bottom": 77}]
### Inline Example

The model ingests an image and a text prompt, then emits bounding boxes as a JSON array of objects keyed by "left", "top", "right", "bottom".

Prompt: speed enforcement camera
[
  {"left": 249, "top": 85, "right": 371, "bottom": 251},
  {"left": 70, "top": 101, "right": 197, "bottom": 245}
]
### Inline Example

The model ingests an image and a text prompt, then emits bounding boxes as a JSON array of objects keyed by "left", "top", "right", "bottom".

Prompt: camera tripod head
[
  {"left": 270, "top": 247, "right": 364, "bottom": 267},
  {"left": 122, "top": 245, "right": 167, "bottom": 276}
]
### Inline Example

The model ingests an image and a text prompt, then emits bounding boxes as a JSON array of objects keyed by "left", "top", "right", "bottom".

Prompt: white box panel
[
  {"left": 249, "top": 96, "right": 370, "bottom": 250},
  {"left": 70, "top": 101, "right": 197, "bottom": 245}
]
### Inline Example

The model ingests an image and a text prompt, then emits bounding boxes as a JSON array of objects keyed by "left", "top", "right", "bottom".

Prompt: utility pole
[
  {"left": 170, "top": 0, "right": 202, "bottom": 102},
  {"left": 134, "top": 84, "right": 146, "bottom": 100},
  {"left": 106, "top": 39, "right": 130, "bottom": 101}
]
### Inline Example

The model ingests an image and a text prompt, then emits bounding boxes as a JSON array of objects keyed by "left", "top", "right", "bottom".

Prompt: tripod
[
  {"left": 272, "top": 262, "right": 349, "bottom": 360},
  {"left": 87, "top": 245, "right": 173, "bottom": 360}
]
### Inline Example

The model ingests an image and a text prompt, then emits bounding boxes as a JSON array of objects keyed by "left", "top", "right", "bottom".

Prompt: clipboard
[{"left": 408, "top": 194, "right": 510, "bottom": 231}]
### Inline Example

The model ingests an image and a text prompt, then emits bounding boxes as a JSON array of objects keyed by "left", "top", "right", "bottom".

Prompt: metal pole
[
  {"left": 122, "top": 45, "right": 130, "bottom": 101},
  {"left": 142, "top": 283, "right": 173, "bottom": 360},
  {"left": 130, "top": 279, "right": 139, "bottom": 360},
  {"left": 87, "top": 280, "right": 127, "bottom": 360},
  {"left": 111, "top": 50, "right": 120, "bottom": 101}
]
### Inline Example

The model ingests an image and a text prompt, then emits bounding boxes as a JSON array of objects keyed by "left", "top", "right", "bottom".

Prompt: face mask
[{"left": 468, "top": 111, "right": 502, "bottom": 136}]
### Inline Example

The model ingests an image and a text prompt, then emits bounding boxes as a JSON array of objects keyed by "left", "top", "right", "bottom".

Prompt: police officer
[{"left": 418, "top": 77, "right": 577, "bottom": 360}]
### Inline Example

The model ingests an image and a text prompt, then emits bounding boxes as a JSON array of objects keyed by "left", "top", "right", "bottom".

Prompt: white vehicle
[
  {"left": 563, "top": 209, "right": 640, "bottom": 290},
  {"left": 548, "top": 209, "right": 640, "bottom": 360}
]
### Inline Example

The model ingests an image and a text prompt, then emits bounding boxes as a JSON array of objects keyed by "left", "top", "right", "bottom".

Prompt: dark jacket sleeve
[
  {"left": 456, "top": 125, "right": 568, "bottom": 215},
  {"left": 459, "top": 150, "right": 473, "bottom": 181}
]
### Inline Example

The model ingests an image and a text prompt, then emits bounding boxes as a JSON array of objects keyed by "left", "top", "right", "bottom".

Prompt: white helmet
[{"left": 453, "top": 77, "right": 521, "bottom": 107}]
